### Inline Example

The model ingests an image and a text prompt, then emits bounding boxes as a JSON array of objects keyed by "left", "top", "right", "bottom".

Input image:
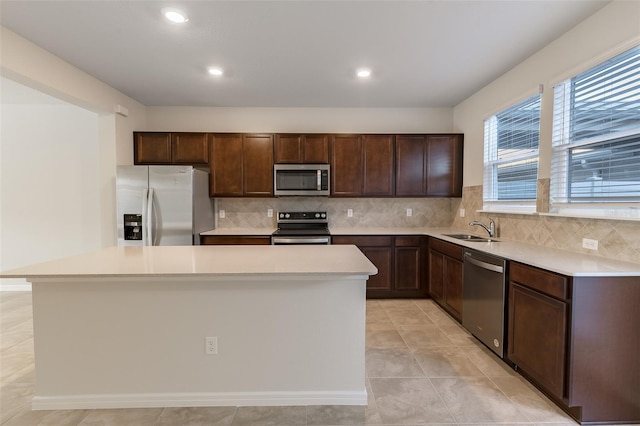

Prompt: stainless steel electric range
[{"left": 271, "top": 211, "right": 331, "bottom": 245}]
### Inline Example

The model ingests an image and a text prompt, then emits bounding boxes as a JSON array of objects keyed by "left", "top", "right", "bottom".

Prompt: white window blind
[
  {"left": 551, "top": 45, "right": 640, "bottom": 208},
  {"left": 483, "top": 94, "right": 541, "bottom": 210}
]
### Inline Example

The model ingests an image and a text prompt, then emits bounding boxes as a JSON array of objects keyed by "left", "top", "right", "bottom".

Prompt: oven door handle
[{"left": 272, "top": 237, "right": 331, "bottom": 245}]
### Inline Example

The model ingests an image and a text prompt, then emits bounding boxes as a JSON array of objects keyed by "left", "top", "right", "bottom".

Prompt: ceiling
[{"left": 0, "top": 0, "right": 610, "bottom": 108}]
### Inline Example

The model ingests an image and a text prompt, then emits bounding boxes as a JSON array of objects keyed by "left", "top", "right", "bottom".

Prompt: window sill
[
  {"left": 541, "top": 212, "right": 640, "bottom": 222},
  {"left": 476, "top": 210, "right": 538, "bottom": 216}
]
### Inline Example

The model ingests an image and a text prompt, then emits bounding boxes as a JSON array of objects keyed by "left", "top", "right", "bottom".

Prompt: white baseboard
[
  {"left": 0, "top": 282, "right": 31, "bottom": 291},
  {"left": 32, "top": 390, "right": 368, "bottom": 410}
]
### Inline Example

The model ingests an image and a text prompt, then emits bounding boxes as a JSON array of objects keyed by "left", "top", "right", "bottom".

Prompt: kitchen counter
[
  {"left": 197, "top": 226, "right": 640, "bottom": 276},
  {"left": 2, "top": 245, "right": 376, "bottom": 278},
  {"left": 329, "top": 227, "right": 640, "bottom": 277},
  {"left": 2, "top": 245, "right": 376, "bottom": 411}
]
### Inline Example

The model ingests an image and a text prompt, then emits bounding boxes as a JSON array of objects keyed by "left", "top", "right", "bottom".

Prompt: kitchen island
[{"left": 1, "top": 245, "right": 377, "bottom": 410}]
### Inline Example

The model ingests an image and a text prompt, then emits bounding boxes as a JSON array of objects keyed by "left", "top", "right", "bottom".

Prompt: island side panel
[{"left": 31, "top": 276, "right": 367, "bottom": 409}]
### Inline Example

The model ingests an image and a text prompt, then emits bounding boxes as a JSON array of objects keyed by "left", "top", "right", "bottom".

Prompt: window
[
  {"left": 551, "top": 45, "right": 640, "bottom": 216},
  {"left": 483, "top": 94, "right": 541, "bottom": 211}
]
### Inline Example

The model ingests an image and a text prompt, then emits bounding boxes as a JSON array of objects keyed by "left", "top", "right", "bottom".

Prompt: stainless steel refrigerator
[{"left": 116, "top": 166, "right": 215, "bottom": 246}]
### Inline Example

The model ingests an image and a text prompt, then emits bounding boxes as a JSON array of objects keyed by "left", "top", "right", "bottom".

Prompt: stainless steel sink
[{"left": 442, "top": 234, "right": 499, "bottom": 242}]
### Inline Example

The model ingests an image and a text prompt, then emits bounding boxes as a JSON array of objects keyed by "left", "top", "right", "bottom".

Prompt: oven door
[{"left": 271, "top": 235, "right": 331, "bottom": 245}]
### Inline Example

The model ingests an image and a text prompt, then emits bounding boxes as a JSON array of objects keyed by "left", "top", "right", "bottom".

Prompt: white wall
[
  {"left": 0, "top": 26, "right": 147, "bottom": 166},
  {"left": 453, "top": 0, "right": 640, "bottom": 187},
  {"left": 0, "top": 27, "right": 148, "bottom": 289},
  {"left": 145, "top": 106, "right": 453, "bottom": 133},
  {"left": 0, "top": 79, "right": 101, "bottom": 287}
]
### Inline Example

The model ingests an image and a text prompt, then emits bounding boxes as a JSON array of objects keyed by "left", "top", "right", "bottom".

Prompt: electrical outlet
[
  {"left": 347, "top": 209, "right": 353, "bottom": 217},
  {"left": 406, "top": 208, "right": 412, "bottom": 217},
  {"left": 267, "top": 209, "right": 273, "bottom": 218},
  {"left": 582, "top": 238, "right": 599, "bottom": 251},
  {"left": 205, "top": 336, "right": 218, "bottom": 355},
  {"left": 459, "top": 209, "right": 466, "bottom": 217},
  {"left": 219, "top": 210, "right": 225, "bottom": 219}
]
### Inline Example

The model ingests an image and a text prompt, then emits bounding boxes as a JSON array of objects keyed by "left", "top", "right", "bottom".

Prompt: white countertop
[
  {"left": 425, "top": 230, "right": 640, "bottom": 277},
  {"left": 200, "top": 227, "right": 640, "bottom": 277},
  {"left": 1, "top": 245, "right": 377, "bottom": 279},
  {"left": 337, "top": 226, "right": 640, "bottom": 276}
]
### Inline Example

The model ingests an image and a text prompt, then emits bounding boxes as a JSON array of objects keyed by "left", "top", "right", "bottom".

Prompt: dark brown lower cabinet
[
  {"left": 428, "top": 238, "right": 463, "bottom": 321},
  {"left": 332, "top": 235, "right": 427, "bottom": 298},
  {"left": 200, "top": 235, "right": 271, "bottom": 245},
  {"left": 395, "top": 237, "right": 422, "bottom": 292},
  {"left": 508, "top": 281, "right": 567, "bottom": 400},
  {"left": 507, "top": 262, "right": 640, "bottom": 424}
]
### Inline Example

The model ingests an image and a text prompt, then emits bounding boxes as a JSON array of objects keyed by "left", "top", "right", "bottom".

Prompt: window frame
[
  {"left": 482, "top": 93, "right": 541, "bottom": 213},
  {"left": 550, "top": 45, "right": 640, "bottom": 219}
]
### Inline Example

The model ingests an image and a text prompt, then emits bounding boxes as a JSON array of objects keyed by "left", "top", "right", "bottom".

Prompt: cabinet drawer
[
  {"left": 509, "top": 262, "right": 568, "bottom": 300},
  {"left": 395, "top": 236, "right": 422, "bottom": 247},
  {"left": 429, "top": 238, "right": 463, "bottom": 260},
  {"left": 201, "top": 235, "right": 271, "bottom": 245},
  {"left": 332, "top": 236, "right": 392, "bottom": 247}
]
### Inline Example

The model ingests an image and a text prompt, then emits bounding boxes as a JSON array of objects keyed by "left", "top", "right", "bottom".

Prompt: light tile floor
[{"left": 0, "top": 292, "right": 583, "bottom": 425}]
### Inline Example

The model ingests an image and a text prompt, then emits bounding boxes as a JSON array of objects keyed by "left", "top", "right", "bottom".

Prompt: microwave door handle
[{"left": 317, "top": 170, "right": 321, "bottom": 190}]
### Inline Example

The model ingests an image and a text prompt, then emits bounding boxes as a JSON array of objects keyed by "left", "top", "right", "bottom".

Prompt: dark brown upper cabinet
[
  {"left": 395, "top": 134, "right": 463, "bottom": 197},
  {"left": 134, "top": 132, "right": 208, "bottom": 165},
  {"left": 209, "top": 133, "right": 273, "bottom": 197},
  {"left": 330, "top": 134, "right": 395, "bottom": 197},
  {"left": 171, "top": 133, "right": 209, "bottom": 164},
  {"left": 275, "top": 134, "right": 329, "bottom": 164}
]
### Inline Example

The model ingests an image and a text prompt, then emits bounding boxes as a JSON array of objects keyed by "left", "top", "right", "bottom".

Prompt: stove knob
[
  {"left": 279, "top": 213, "right": 284, "bottom": 219},
  {"left": 285, "top": 213, "right": 290, "bottom": 219},
  {"left": 315, "top": 213, "right": 320, "bottom": 218},
  {"left": 321, "top": 213, "right": 326, "bottom": 218}
]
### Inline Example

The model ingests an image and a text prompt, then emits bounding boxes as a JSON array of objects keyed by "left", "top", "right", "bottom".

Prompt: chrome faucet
[{"left": 469, "top": 218, "right": 496, "bottom": 238}]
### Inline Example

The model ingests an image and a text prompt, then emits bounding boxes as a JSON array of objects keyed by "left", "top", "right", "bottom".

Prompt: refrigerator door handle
[
  {"left": 147, "top": 188, "right": 155, "bottom": 245},
  {"left": 141, "top": 188, "right": 149, "bottom": 246}
]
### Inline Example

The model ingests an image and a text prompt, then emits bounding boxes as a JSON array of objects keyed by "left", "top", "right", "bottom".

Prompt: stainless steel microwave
[{"left": 274, "top": 164, "right": 330, "bottom": 196}]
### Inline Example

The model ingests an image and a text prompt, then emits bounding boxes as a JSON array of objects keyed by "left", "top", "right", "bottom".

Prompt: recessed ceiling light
[
  {"left": 356, "top": 68, "right": 372, "bottom": 78},
  {"left": 162, "top": 8, "right": 189, "bottom": 24},
  {"left": 207, "top": 67, "right": 224, "bottom": 76}
]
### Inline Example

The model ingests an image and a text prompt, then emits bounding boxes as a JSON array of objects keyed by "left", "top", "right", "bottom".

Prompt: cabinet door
[
  {"left": 243, "top": 134, "right": 274, "bottom": 196},
  {"left": 332, "top": 236, "right": 393, "bottom": 295},
  {"left": 363, "top": 135, "right": 394, "bottom": 196},
  {"left": 426, "top": 135, "right": 463, "bottom": 197},
  {"left": 444, "top": 256, "right": 463, "bottom": 320},
  {"left": 508, "top": 282, "right": 567, "bottom": 400},
  {"left": 331, "top": 135, "right": 363, "bottom": 196},
  {"left": 274, "top": 134, "right": 329, "bottom": 164},
  {"left": 274, "top": 134, "right": 303, "bottom": 163},
  {"left": 360, "top": 246, "right": 393, "bottom": 292},
  {"left": 171, "top": 133, "right": 209, "bottom": 164},
  {"left": 134, "top": 132, "right": 172, "bottom": 164},
  {"left": 209, "top": 134, "right": 244, "bottom": 197},
  {"left": 395, "top": 245, "right": 421, "bottom": 291},
  {"left": 303, "top": 134, "right": 329, "bottom": 163},
  {"left": 395, "top": 135, "right": 426, "bottom": 196},
  {"left": 428, "top": 249, "right": 444, "bottom": 301}
]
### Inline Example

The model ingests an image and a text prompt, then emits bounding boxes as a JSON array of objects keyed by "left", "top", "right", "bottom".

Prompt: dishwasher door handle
[{"left": 465, "top": 253, "right": 504, "bottom": 273}]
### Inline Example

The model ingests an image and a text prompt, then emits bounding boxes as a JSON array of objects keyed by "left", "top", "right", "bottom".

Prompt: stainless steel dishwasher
[{"left": 462, "top": 249, "right": 507, "bottom": 358}]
